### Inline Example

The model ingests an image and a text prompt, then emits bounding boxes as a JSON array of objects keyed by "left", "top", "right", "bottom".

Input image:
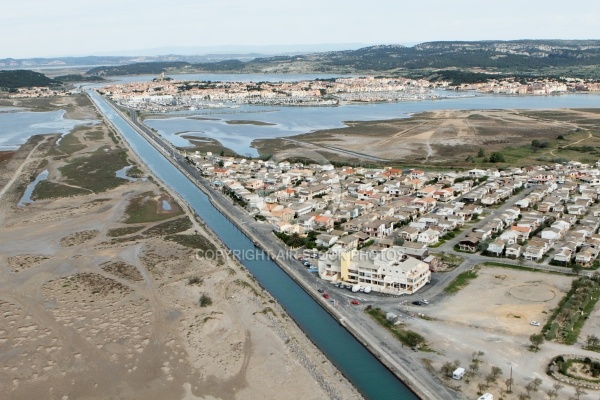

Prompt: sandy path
[
  {"left": 0, "top": 137, "right": 47, "bottom": 202},
  {"left": 0, "top": 95, "right": 363, "bottom": 400}
]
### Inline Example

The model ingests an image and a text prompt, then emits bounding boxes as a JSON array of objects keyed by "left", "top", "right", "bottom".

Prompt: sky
[{"left": 3, "top": 0, "right": 600, "bottom": 58}]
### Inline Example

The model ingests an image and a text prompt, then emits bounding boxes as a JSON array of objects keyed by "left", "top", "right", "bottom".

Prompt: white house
[{"left": 417, "top": 228, "right": 440, "bottom": 245}]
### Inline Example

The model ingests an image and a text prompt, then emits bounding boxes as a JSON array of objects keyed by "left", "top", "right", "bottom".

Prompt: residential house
[
  {"left": 315, "top": 234, "right": 339, "bottom": 248},
  {"left": 523, "top": 245, "right": 545, "bottom": 261},
  {"left": 417, "top": 228, "right": 440, "bottom": 245},
  {"left": 575, "top": 247, "right": 598, "bottom": 267},
  {"left": 487, "top": 239, "right": 506, "bottom": 256},
  {"left": 553, "top": 243, "right": 577, "bottom": 264},
  {"left": 505, "top": 243, "right": 522, "bottom": 258},
  {"left": 458, "top": 237, "right": 479, "bottom": 252},
  {"left": 398, "top": 226, "right": 420, "bottom": 242}
]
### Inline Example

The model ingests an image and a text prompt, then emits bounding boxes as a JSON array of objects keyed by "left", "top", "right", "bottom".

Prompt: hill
[
  {"left": 0, "top": 70, "right": 58, "bottom": 89},
  {"left": 54, "top": 74, "right": 106, "bottom": 83},
  {"left": 86, "top": 61, "right": 191, "bottom": 76},
  {"left": 85, "top": 40, "right": 600, "bottom": 80}
]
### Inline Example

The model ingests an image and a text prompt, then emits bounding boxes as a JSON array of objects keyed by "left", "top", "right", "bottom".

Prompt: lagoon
[
  {"left": 144, "top": 91, "right": 600, "bottom": 157},
  {"left": 0, "top": 109, "right": 93, "bottom": 150}
]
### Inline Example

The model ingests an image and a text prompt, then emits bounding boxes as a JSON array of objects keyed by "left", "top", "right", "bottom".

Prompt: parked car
[
  {"left": 323, "top": 293, "right": 329, "bottom": 299},
  {"left": 530, "top": 321, "right": 541, "bottom": 326},
  {"left": 350, "top": 300, "right": 360, "bottom": 305},
  {"left": 317, "top": 288, "right": 324, "bottom": 293},
  {"left": 421, "top": 299, "right": 429, "bottom": 304},
  {"left": 412, "top": 301, "right": 423, "bottom": 306}
]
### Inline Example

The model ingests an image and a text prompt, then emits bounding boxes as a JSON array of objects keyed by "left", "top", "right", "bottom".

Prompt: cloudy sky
[{"left": 3, "top": 0, "right": 599, "bottom": 58}]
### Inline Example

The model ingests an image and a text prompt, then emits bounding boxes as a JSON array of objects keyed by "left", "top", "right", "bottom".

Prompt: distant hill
[
  {"left": 0, "top": 70, "right": 58, "bottom": 89},
  {"left": 54, "top": 74, "right": 106, "bottom": 83},
  {"left": 83, "top": 40, "right": 600, "bottom": 80},
  {"left": 0, "top": 53, "right": 293, "bottom": 70},
  {"left": 86, "top": 62, "right": 191, "bottom": 76},
  {"left": 235, "top": 40, "right": 600, "bottom": 74}
]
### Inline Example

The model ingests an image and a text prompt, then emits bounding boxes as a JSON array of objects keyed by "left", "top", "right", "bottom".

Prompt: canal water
[{"left": 88, "top": 90, "right": 418, "bottom": 399}]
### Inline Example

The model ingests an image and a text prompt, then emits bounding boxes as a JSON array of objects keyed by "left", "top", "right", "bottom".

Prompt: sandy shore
[{"left": 0, "top": 94, "right": 362, "bottom": 400}]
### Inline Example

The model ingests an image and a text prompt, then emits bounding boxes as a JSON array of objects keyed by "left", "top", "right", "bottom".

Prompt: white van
[
  {"left": 477, "top": 394, "right": 493, "bottom": 400},
  {"left": 452, "top": 367, "right": 465, "bottom": 380}
]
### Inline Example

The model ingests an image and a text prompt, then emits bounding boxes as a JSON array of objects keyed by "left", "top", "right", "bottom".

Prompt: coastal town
[
  {"left": 189, "top": 151, "right": 600, "bottom": 293},
  {"left": 5, "top": 1, "right": 600, "bottom": 397},
  {"left": 4, "top": 76, "right": 600, "bottom": 398},
  {"left": 99, "top": 76, "right": 440, "bottom": 110},
  {"left": 92, "top": 75, "right": 600, "bottom": 112}
]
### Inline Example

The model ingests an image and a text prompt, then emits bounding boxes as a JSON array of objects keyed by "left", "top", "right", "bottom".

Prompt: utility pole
[{"left": 509, "top": 366, "right": 513, "bottom": 393}]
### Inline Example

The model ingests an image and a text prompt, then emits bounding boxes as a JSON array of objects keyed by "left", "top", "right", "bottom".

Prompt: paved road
[
  {"left": 108, "top": 98, "right": 585, "bottom": 399},
  {"left": 99, "top": 98, "right": 458, "bottom": 399}
]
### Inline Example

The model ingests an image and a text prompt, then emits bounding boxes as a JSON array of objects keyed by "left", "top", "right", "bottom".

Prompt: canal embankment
[{"left": 88, "top": 90, "right": 451, "bottom": 400}]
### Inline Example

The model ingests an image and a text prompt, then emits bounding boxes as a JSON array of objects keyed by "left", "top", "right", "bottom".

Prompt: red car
[
  {"left": 323, "top": 293, "right": 329, "bottom": 299},
  {"left": 350, "top": 300, "right": 360, "bottom": 305}
]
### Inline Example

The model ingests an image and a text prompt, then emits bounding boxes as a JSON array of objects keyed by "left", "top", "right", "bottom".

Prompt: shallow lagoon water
[
  {"left": 0, "top": 109, "right": 94, "bottom": 150},
  {"left": 18, "top": 169, "right": 48, "bottom": 206},
  {"left": 145, "top": 92, "right": 600, "bottom": 157},
  {"left": 88, "top": 89, "right": 419, "bottom": 400}
]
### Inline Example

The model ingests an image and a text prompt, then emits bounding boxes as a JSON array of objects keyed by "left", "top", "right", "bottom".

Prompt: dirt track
[{"left": 0, "top": 95, "right": 361, "bottom": 400}]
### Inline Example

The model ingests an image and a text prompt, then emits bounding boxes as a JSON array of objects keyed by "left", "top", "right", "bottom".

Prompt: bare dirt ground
[
  {"left": 0, "top": 95, "right": 362, "bottom": 400},
  {"left": 404, "top": 266, "right": 600, "bottom": 399},
  {"left": 427, "top": 267, "right": 573, "bottom": 337},
  {"left": 254, "top": 108, "right": 600, "bottom": 165}
]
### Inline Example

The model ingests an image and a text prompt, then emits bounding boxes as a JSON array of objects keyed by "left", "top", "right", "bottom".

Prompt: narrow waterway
[
  {"left": 87, "top": 91, "right": 418, "bottom": 399},
  {"left": 17, "top": 169, "right": 48, "bottom": 206}
]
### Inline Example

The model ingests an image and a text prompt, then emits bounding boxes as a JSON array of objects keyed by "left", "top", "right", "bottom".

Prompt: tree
[
  {"left": 440, "top": 360, "right": 460, "bottom": 377},
  {"left": 478, "top": 148, "right": 485, "bottom": 158},
  {"left": 472, "top": 350, "right": 485, "bottom": 362},
  {"left": 485, "top": 366, "right": 502, "bottom": 385},
  {"left": 404, "top": 331, "right": 426, "bottom": 348},
  {"left": 440, "top": 361, "right": 455, "bottom": 377},
  {"left": 529, "top": 333, "right": 544, "bottom": 351},
  {"left": 477, "top": 382, "right": 487, "bottom": 394},
  {"left": 552, "top": 382, "right": 563, "bottom": 393},
  {"left": 586, "top": 334, "right": 600, "bottom": 347},
  {"left": 489, "top": 152, "right": 506, "bottom": 163},
  {"left": 531, "top": 377, "right": 542, "bottom": 391},
  {"left": 394, "top": 236, "right": 405, "bottom": 246},
  {"left": 491, "top": 366, "right": 503, "bottom": 381},
  {"left": 504, "top": 377, "right": 514, "bottom": 393},
  {"left": 525, "top": 381, "right": 535, "bottom": 396},
  {"left": 572, "top": 263, "right": 582, "bottom": 276},
  {"left": 468, "top": 361, "right": 480, "bottom": 377},
  {"left": 575, "top": 387, "right": 587, "bottom": 399}
]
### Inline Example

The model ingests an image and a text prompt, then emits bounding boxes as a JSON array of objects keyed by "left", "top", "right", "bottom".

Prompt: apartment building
[{"left": 317, "top": 247, "right": 431, "bottom": 295}]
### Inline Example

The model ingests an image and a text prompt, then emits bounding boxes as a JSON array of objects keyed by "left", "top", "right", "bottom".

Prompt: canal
[{"left": 88, "top": 90, "right": 418, "bottom": 400}]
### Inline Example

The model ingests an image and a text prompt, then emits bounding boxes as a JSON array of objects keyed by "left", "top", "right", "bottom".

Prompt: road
[
  {"left": 97, "top": 96, "right": 459, "bottom": 399},
  {"left": 0, "top": 137, "right": 48, "bottom": 202},
  {"left": 103, "top": 96, "right": 587, "bottom": 399}
]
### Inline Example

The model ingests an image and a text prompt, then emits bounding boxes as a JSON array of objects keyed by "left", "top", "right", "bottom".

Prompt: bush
[
  {"left": 188, "top": 276, "right": 202, "bottom": 285},
  {"left": 489, "top": 152, "right": 506, "bottom": 163},
  {"left": 199, "top": 293, "right": 213, "bottom": 307}
]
